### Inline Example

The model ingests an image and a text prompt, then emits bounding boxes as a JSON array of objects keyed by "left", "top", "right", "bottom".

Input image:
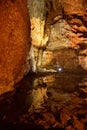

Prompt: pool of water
[{"left": 0, "top": 72, "right": 87, "bottom": 130}]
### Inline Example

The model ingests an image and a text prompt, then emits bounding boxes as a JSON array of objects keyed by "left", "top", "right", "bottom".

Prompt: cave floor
[{"left": 0, "top": 72, "right": 87, "bottom": 130}]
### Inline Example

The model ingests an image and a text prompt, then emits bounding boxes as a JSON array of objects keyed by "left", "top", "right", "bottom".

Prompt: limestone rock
[
  {"left": 0, "top": 0, "right": 30, "bottom": 95},
  {"left": 27, "top": 0, "right": 87, "bottom": 72},
  {"left": 62, "top": 0, "right": 87, "bottom": 70}
]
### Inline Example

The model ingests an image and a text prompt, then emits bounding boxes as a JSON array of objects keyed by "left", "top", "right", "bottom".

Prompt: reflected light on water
[{"left": 0, "top": 72, "right": 87, "bottom": 129}]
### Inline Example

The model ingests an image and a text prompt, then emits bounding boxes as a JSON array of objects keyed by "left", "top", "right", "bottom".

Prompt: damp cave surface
[{"left": 0, "top": 71, "right": 87, "bottom": 130}]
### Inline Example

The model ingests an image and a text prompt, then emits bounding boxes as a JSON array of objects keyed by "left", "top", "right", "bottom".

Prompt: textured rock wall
[
  {"left": 0, "top": 0, "right": 30, "bottom": 95},
  {"left": 27, "top": 0, "right": 49, "bottom": 72},
  {"left": 62, "top": 0, "right": 87, "bottom": 70},
  {"left": 28, "top": 0, "right": 87, "bottom": 72}
]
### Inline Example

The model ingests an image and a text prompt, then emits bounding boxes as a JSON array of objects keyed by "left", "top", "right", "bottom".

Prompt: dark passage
[{"left": 0, "top": 72, "right": 87, "bottom": 130}]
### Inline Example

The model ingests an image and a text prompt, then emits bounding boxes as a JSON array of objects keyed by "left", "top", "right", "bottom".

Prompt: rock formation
[
  {"left": 27, "top": 0, "right": 49, "bottom": 72},
  {"left": 0, "top": 0, "right": 87, "bottom": 95},
  {"left": 0, "top": 0, "right": 31, "bottom": 95},
  {"left": 27, "top": 0, "right": 87, "bottom": 72},
  {"left": 62, "top": 0, "right": 87, "bottom": 70}
]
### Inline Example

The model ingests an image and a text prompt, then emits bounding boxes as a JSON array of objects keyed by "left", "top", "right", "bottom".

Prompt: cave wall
[
  {"left": 62, "top": 0, "right": 87, "bottom": 70},
  {"left": 0, "top": 0, "right": 87, "bottom": 95},
  {"left": 0, "top": 0, "right": 31, "bottom": 95},
  {"left": 27, "top": 0, "right": 49, "bottom": 72},
  {"left": 27, "top": 0, "right": 87, "bottom": 72}
]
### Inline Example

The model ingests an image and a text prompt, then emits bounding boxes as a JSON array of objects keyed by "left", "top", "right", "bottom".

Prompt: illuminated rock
[
  {"left": 28, "top": 0, "right": 87, "bottom": 72},
  {"left": 0, "top": 0, "right": 30, "bottom": 95}
]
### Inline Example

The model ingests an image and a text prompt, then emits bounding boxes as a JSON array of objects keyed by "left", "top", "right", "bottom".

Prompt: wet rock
[{"left": 0, "top": 0, "right": 30, "bottom": 95}]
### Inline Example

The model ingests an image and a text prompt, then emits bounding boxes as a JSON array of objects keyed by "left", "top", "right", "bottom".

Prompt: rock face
[
  {"left": 0, "top": 0, "right": 30, "bottom": 95},
  {"left": 62, "top": 0, "right": 87, "bottom": 70},
  {"left": 27, "top": 0, "right": 87, "bottom": 72},
  {"left": 27, "top": 0, "right": 48, "bottom": 71},
  {"left": 0, "top": 0, "right": 86, "bottom": 94}
]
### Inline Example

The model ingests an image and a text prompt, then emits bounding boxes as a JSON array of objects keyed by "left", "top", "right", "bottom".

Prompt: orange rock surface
[
  {"left": 0, "top": 0, "right": 31, "bottom": 95},
  {"left": 42, "top": 0, "right": 87, "bottom": 71}
]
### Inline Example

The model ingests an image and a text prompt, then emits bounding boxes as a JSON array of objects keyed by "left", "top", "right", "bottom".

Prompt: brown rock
[
  {"left": 27, "top": 0, "right": 87, "bottom": 72},
  {"left": 52, "top": 49, "right": 79, "bottom": 71},
  {"left": 73, "top": 116, "right": 85, "bottom": 130},
  {"left": 0, "top": 0, "right": 31, "bottom": 95},
  {"left": 60, "top": 109, "right": 71, "bottom": 127},
  {"left": 61, "top": 0, "right": 87, "bottom": 70},
  {"left": 66, "top": 126, "right": 74, "bottom": 130}
]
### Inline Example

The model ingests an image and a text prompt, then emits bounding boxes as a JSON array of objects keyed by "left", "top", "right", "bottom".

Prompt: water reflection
[
  {"left": 28, "top": 74, "right": 56, "bottom": 111},
  {"left": 27, "top": 73, "right": 86, "bottom": 111},
  {"left": 28, "top": 87, "right": 48, "bottom": 112},
  {"left": 0, "top": 73, "right": 87, "bottom": 129}
]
